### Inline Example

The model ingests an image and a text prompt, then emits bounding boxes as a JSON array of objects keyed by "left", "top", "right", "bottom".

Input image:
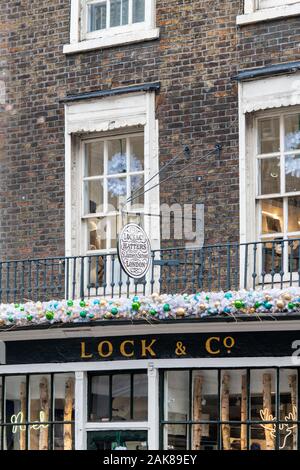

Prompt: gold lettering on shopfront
[
  {"left": 141, "top": 339, "right": 157, "bottom": 357},
  {"left": 120, "top": 340, "right": 135, "bottom": 358},
  {"left": 80, "top": 341, "right": 93, "bottom": 359},
  {"left": 98, "top": 340, "right": 113, "bottom": 358},
  {"left": 205, "top": 337, "right": 221, "bottom": 355}
]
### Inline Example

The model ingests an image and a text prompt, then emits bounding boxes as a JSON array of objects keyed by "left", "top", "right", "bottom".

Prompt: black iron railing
[{"left": 1, "top": 238, "right": 300, "bottom": 304}]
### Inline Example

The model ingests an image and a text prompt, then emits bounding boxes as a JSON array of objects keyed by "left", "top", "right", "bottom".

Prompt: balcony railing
[{"left": 1, "top": 238, "right": 300, "bottom": 304}]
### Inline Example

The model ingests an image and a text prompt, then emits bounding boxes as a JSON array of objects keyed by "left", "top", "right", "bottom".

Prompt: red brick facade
[{"left": 1, "top": 1, "right": 300, "bottom": 259}]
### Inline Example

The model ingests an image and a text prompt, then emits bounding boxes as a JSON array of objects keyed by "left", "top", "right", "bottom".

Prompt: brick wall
[{"left": 1, "top": 1, "right": 300, "bottom": 260}]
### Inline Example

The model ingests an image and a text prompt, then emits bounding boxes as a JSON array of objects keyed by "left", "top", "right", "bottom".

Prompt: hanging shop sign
[
  {"left": 3, "top": 330, "right": 300, "bottom": 364},
  {"left": 117, "top": 223, "right": 151, "bottom": 279}
]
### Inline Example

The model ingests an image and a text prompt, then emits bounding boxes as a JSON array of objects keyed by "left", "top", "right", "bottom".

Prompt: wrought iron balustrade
[{"left": 1, "top": 238, "right": 300, "bottom": 304}]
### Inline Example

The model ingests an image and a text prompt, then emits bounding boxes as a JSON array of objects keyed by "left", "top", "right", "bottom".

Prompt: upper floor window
[
  {"left": 86, "top": 0, "right": 145, "bottom": 35},
  {"left": 237, "top": 0, "right": 300, "bottom": 25},
  {"left": 63, "top": 0, "right": 159, "bottom": 54}
]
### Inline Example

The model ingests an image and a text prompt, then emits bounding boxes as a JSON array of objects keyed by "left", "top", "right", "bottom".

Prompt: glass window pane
[
  {"left": 112, "top": 374, "right": 131, "bottom": 421},
  {"left": 285, "top": 155, "right": 300, "bottom": 192},
  {"left": 133, "top": 374, "right": 148, "bottom": 421},
  {"left": 288, "top": 196, "right": 300, "bottom": 232},
  {"left": 5, "top": 376, "right": 27, "bottom": 450},
  {"left": 261, "top": 238, "right": 284, "bottom": 275},
  {"left": 87, "top": 430, "right": 147, "bottom": 450},
  {"left": 166, "top": 370, "right": 189, "bottom": 421},
  {"left": 107, "top": 138, "right": 127, "bottom": 174},
  {"left": 0, "top": 377, "right": 2, "bottom": 424},
  {"left": 191, "top": 423, "right": 218, "bottom": 450},
  {"left": 285, "top": 113, "right": 300, "bottom": 151},
  {"left": 88, "top": 2, "right": 107, "bottom": 32},
  {"left": 258, "top": 117, "right": 280, "bottom": 154},
  {"left": 133, "top": 0, "right": 145, "bottom": 23},
  {"left": 261, "top": 198, "right": 283, "bottom": 235},
  {"left": 85, "top": 141, "right": 104, "bottom": 177},
  {"left": 220, "top": 370, "right": 247, "bottom": 450},
  {"left": 130, "top": 175, "right": 144, "bottom": 207},
  {"left": 107, "top": 176, "right": 127, "bottom": 210},
  {"left": 251, "top": 368, "right": 276, "bottom": 422},
  {"left": 53, "top": 423, "right": 75, "bottom": 450},
  {"left": 4, "top": 424, "right": 26, "bottom": 450},
  {"left": 130, "top": 135, "right": 144, "bottom": 171},
  {"left": 88, "top": 217, "right": 107, "bottom": 251},
  {"left": 84, "top": 180, "right": 104, "bottom": 215},
  {"left": 89, "top": 375, "right": 110, "bottom": 422},
  {"left": 29, "top": 375, "right": 51, "bottom": 451},
  {"left": 192, "top": 370, "right": 218, "bottom": 424},
  {"left": 110, "top": 0, "right": 129, "bottom": 27},
  {"left": 279, "top": 369, "right": 297, "bottom": 450},
  {"left": 258, "top": 157, "right": 280, "bottom": 195},
  {"left": 164, "top": 424, "right": 188, "bottom": 450}
]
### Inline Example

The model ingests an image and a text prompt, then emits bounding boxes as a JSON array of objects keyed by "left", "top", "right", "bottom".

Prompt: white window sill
[
  {"left": 237, "top": 3, "right": 300, "bottom": 25},
  {"left": 63, "top": 28, "right": 160, "bottom": 54}
]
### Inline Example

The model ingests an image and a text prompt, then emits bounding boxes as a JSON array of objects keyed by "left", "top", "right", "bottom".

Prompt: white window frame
[
  {"left": 65, "top": 90, "right": 160, "bottom": 295},
  {"left": 237, "top": 0, "right": 300, "bottom": 25},
  {"left": 64, "top": 0, "right": 159, "bottom": 54},
  {"left": 239, "top": 72, "right": 300, "bottom": 287}
]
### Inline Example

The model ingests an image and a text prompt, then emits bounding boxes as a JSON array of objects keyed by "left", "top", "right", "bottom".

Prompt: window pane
[
  {"left": 88, "top": 217, "right": 107, "bottom": 251},
  {"left": 5, "top": 376, "right": 27, "bottom": 450},
  {"left": 192, "top": 370, "right": 218, "bottom": 424},
  {"left": 288, "top": 196, "right": 300, "bottom": 232},
  {"left": 130, "top": 175, "right": 144, "bottom": 207},
  {"left": 285, "top": 113, "right": 300, "bottom": 151},
  {"left": 261, "top": 238, "right": 284, "bottom": 275},
  {"left": 54, "top": 374, "right": 74, "bottom": 450},
  {"left": 53, "top": 423, "right": 75, "bottom": 450},
  {"left": 112, "top": 374, "right": 131, "bottom": 421},
  {"left": 88, "top": 2, "right": 107, "bottom": 32},
  {"left": 0, "top": 377, "right": 2, "bottom": 424},
  {"left": 4, "top": 424, "right": 26, "bottom": 450},
  {"left": 261, "top": 199, "right": 283, "bottom": 234},
  {"left": 85, "top": 141, "right": 104, "bottom": 177},
  {"left": 133, "top": 0, "right": 145, "bottom": 23},
  {"left": 220, "top": 370, "right": 247, "bottom": 450},
  {"left": 279, "top": 369, "right": 297, "bottom": 450},
  {"left": 110, "top": 0, "right": 129, "bottom": 27},
  {"left": 285, "top": 154, "right": 300, "bottom": 192},
  {"left": 258, "top": 118, "right": 280, "bottom": 154},
  {"left": 133, "top": 374, "right": 148, "bottom": 421},
  {"left": 191, "top": 423, "right": 218, "bottom": 450},
  {"left": 108, "top": 138, "right": 127, "bottom": 174},
  {"left": 89, "top": 375, "right": 110, "bottom": 422},
  {"left": 107, "top": 176, "right": 127, "bottom": 210},
  {"left": 251, "top": 368, "right": 276, "bottom": 416},
  {"left": 166, "top": 370, "right": 189, "bottom": 421},
  {"left": 29, "top": 375, "right": 51, "bottom": 451},
  {"left": 84, "top": 180, "right": 104, "bottom": 215},
  {"left": 87, "top": 430, "right": 147, "bottom": 450},
  {"left": 164, "top": 424, "right": 188, "bottom": 450},
  {"left": 258, "top": 157, "right": 280, "bottom": 195},
  {"left": 130, "top": 135, "right": 144, "bottom": 171}
]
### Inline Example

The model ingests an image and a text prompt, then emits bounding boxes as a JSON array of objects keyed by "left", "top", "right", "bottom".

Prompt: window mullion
[
  {"left": 129, "top": 0, "right": 133, "bottom": 24},
  {"left": 107, "top": 0, "right": 110, "bottom": 29},
  {"left": 280, "top": 114, "right": 285, "bottom": 196}
]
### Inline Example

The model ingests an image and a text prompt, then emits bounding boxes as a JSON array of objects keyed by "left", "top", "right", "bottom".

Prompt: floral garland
[{"left": 1, "top": 288, "right": 300, "bottom": 328}]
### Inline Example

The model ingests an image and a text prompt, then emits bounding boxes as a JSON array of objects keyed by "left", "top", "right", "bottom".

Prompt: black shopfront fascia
[{"left": 3, "top": 329, "right": 300, "bottom": 364}]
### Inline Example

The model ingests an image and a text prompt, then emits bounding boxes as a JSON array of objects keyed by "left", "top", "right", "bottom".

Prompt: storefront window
[
  {"left": 88, "top": 371, "right": 148, "bottom": 422},
  {"left": 0, "top": 373, "right": 75, "bottom": 450},
  {"left": 161, "top": 368, "right": 299, "bottom": 450},
  {"left": 87, "top": 430, "right": 148, "bottom": 450}
]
